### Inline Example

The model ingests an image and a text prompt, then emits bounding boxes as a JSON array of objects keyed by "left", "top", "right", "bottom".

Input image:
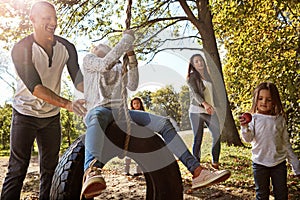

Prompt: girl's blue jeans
[
  {"left": 189, "top": 112, "right": 221, "bottom": 163},
  {"left": 253, "top": 161, "right": 288, "bottom": 200},
  {"left": 84, "top": 106, "right": 200, "bottom": 174}
]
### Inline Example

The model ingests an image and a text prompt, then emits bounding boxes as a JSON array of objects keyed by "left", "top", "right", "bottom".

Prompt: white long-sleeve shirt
[
  {"left": 241, "top": 113, "right": 290, "bottom": 167},
  {"left": 287, "top": 142, "right": 300, "bottom": 175},
  {"left": 83, "top": 34, "right": 138, "bottom": 112}
]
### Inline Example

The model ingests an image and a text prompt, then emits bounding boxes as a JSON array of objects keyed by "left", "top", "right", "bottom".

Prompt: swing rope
[{"left": 120, "top": 0, "right": 133, "bottom": 156}]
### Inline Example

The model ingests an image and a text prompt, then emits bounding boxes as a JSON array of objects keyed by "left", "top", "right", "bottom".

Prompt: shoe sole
[
  {"left": 81, "top": 177, "right": 107, "bottom": 199},
  {"left": 133, "top": 173, "right": 143, "bottom": 177},
  {"left": 192, "top": 170, "right": 231, "bottom": 189}
]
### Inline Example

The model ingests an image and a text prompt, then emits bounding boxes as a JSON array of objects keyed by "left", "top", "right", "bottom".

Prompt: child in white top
[
  {"left": 240, "top": 82, "right": 299, "bottom": 199},
  {"left": 123, "top": 97, "right": 144, "bottom": 176}
]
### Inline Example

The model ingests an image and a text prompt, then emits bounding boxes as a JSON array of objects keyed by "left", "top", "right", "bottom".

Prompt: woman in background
[{"left": 187, "top": 54, "right": 221, "bottom": 170}]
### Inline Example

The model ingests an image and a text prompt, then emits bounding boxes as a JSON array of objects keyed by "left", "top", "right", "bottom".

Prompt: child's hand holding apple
[{"left": 239, "top": 112, "right": 252, "bottom": 126}]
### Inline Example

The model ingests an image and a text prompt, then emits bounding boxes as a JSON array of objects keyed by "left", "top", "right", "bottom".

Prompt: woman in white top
[{"left": 187, "top": 54, "right": 221, "bottom": 170}]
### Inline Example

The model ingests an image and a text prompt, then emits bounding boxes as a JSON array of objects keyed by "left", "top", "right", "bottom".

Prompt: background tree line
[
  {"left": 1, "top": 82, "right": 299, "bottom": 155},
  {"left": 0, "top": 84, "right": 190, "bottom": 154}
]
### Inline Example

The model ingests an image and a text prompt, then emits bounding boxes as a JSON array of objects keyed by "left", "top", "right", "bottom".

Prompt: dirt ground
[
  {"left": 1, "top": 155, "right": 299, "bottom": 199},
  {"left": 1, "top": 129, "right": 299, "bottom": 200},
  {"left": 0, "top": 156, "right": 258, "bottom": 200}
]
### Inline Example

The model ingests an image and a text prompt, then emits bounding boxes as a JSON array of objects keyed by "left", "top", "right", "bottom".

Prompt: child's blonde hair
[{"left": 91, "top": 44, "right": 111, "bottom": 55}]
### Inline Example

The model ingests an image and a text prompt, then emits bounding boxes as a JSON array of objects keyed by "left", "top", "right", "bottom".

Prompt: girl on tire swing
[{"left": 81, "top": 29, "right": 231, "bottom": 199}]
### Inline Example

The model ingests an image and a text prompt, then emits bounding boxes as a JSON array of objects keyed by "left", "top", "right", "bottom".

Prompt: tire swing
[
  {"left": 50, "top": 122, "right": 183, "bottom": 200},
  {"left": 50, "top": 1, "right": 183, "bottom": 199}
]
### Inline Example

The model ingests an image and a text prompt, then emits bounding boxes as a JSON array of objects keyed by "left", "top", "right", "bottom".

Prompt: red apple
[{"left": 242, "top": 112, "right": 252, "bottom": 123}]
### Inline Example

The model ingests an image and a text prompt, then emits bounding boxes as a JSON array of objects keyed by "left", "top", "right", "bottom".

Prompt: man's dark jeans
[{"left": 1, "top": 109, "right": 61, "bottom": 200}]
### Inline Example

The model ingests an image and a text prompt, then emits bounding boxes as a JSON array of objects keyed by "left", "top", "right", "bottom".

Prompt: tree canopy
[{"left": 212, "top": 0, "right": 299, "bottom": 151}]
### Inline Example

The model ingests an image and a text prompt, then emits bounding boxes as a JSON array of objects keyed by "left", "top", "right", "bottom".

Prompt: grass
[
  {"left": 104, "top": 130, "right": 299, "bottom": 199},
  {"left": 178, "top": 130, "right": 300, "bottom": 199}
]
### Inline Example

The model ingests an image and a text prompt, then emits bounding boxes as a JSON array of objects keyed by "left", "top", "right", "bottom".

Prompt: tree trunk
[{"left": 179, "top": 0, "right": 243, "bottom": 146}]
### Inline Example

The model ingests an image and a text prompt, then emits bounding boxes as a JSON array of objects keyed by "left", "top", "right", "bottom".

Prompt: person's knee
[
  {"left": 87, "top": 108, "right": 110, "bottom": 122},
  {"left": 7, "top": 156, "right": 30, "bottom": 176},
  {"left": 273, "top": 184, "right": 288, "bottom": 200},
  {"left": 87, "top": 114, "right": 110, "bottom": 129},
  {"left": 255, "top": 184, "right": 270, "bottom": 200},
  {"left": 41, "top": 157, "right": 59, "bottom": 172}
]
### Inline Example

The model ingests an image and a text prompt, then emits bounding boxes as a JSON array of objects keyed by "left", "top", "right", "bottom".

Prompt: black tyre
[{"left": 50, "top": 122, "right": 183, "bottom": 200}]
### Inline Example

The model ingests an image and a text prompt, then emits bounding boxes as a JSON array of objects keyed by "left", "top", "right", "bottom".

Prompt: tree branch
[
  {"left": 178, "top": 0, "right": 200, "bottom": 29},
  {"left": 59, "top": 0, "right": 103, "bottom": 36},
  {"left": 145, "top": 46, "right": 203, "bottom": 63}
]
